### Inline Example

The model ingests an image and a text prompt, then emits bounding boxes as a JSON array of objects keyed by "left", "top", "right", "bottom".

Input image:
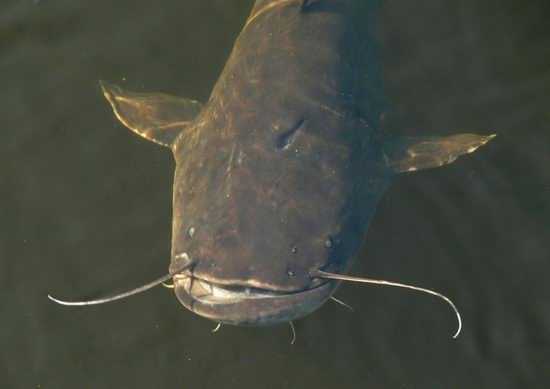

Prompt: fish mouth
[{"left": 173, "top": 271, "right": 338, "bottom": 326}]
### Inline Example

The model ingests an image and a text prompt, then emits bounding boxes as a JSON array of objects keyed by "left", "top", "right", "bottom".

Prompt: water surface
[{"left": 1, "top": 0, "right": 549, "bottom": 387}]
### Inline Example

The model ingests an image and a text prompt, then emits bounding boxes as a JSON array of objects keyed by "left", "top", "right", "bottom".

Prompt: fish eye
[{"left": 324, "top": 237, "right": 333, "bottom": 249}]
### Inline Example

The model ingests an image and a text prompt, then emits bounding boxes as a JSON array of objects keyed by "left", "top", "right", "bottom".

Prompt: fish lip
[
  {"left": 175, "top": 269, "right": 326, "bottom": 294},
  {"left": 174, "top": 271, "right": 332, "bottom": 298},
  {"left": 173, "top": 272, "right": 338, "bottom": 326}
]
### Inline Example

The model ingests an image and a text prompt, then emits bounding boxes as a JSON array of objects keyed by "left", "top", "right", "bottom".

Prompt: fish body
[{"left": 99, "top": 0, "right": 494, "bottom": 326}]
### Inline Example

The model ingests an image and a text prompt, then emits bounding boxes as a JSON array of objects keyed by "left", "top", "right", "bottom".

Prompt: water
[{"left": 2, "top": 0, "right": 549, "bottom": 387}]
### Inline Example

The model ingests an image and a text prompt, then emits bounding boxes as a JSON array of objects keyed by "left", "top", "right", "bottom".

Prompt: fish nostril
[
  {"left": 291, "top": 244, "right": 298, "bottom": 254},
  {"left": 188, "top": 227, "right": 195, "bottom": 238},
  {"left": 287, "top": 270, "right": 295, "bottom": 277},
  {"left": 324, "top": 237, "right": 333, "bottom": 249}
]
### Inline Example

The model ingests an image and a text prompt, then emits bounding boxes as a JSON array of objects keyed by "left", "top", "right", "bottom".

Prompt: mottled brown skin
[
  {"left": 99, "top": 0, "right": 493, "bottom": 326},
  {"left": 168, "top": 0, "right": 389, "bottom": 325}
]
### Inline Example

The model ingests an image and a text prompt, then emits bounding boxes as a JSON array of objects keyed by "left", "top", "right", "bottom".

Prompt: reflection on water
[{"left": 1, "top": 0, "right": 549, "bottom": 387}]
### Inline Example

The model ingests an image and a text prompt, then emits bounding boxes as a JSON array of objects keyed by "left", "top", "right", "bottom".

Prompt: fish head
[{"left": 169, "top": 106, "right": 384, "bottom": 326}]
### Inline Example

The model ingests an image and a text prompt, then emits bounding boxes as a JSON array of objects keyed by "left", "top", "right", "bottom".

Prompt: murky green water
[{"left": 2, "top": 0, "right": 549, "bottom": 387}]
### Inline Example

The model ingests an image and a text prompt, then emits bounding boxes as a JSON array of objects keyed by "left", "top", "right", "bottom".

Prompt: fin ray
[
  {"left": 99, "top": 80, "right": 203, "bottom": 147},
  {"left": 384, "top": 133, "right": 496, "bottom": 173}
]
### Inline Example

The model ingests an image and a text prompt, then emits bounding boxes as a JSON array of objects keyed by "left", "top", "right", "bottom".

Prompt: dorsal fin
[
  {"left": 383, "top": 133, "right": 496, "bottom": 173},
  {"left": 99, "top": 80, "right": 203, "bottom": 147}
]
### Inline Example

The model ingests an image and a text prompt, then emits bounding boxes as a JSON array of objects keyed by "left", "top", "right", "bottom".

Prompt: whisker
[
  {"left": 330, "top": 296, "right": 354, "bottom": 312},
  {"left": 289, "top": 321, "right": 296, "bottom": 345},
  {"left": 212, "top": 323, "right": 222, "bottom": 333},
  {"left": 314, "top": 270, "right": 462, "bottom": 338},
  {"left": 47, "top": 262, "right": 193, "bottom": 306}
]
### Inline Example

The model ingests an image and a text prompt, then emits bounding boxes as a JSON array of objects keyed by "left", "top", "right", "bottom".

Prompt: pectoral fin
[
  {"left": 383, "top": 133, "right": 496, "bottom": 173},
  {"left": 99, "top": 80, "right": 203, "bottom": 147}
]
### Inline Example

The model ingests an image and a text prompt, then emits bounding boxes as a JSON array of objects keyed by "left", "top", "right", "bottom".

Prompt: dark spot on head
[{"left": 275, "top": 117, "right": 305, "bottom": 151}]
